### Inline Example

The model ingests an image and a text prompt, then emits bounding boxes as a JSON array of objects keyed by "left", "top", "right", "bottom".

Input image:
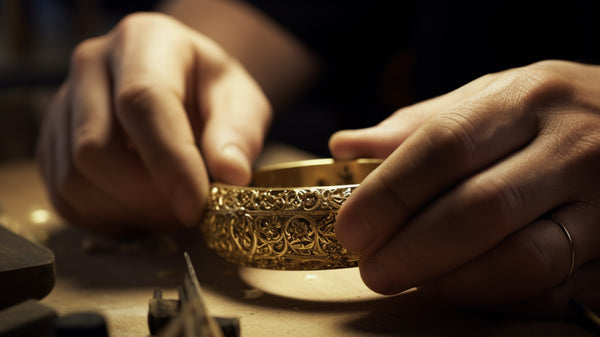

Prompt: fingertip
[
  {"left": 329, "top": 129, "right": 362, "bottom": 159},
  {"left": 330, "top": 127, "right": 398, "bottom": 160},
  {"left": 210, "top": 144, "right": 252, "bottom": 186},
  {"left": 335, "top": 203, "right": 374, "bottom": 255},
  {"left": 360, "top": 257, "right": 396, "bottom": 295}
]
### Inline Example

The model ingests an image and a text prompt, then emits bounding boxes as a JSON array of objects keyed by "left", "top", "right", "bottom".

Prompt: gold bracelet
[{"left": 200, "top": 158, "right": 381, "bottom": 270}]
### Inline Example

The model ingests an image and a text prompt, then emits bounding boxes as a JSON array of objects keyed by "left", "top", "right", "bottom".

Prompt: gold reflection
[
  {"left": 238, "top": 266, "right": 407, "bottom": 302},
  {"left": 29, "top": 208, "right": 50, "bottom": 224}
]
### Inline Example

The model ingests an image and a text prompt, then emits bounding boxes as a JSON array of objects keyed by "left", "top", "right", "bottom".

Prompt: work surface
[{"left": 0, "top": 157, "right": 597, "bottom": 337}]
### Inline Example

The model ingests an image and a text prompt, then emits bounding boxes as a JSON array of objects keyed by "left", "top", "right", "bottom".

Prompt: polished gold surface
[
  {"left": 201, "top": 159, "right": 382, "bottom": 270},
  {"left": 251, "top": 158, "right": 382, "bottom": 187}
]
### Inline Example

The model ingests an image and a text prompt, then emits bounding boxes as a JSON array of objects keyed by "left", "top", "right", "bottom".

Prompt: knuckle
[
  {"left": 115, "top": 12, "right": 173, "bottom": 34},
  {"left": 459, "top": 175, "right": 524, "bottom": 235},
  {"left": 116, "top": 78, "right": 162, "bottom": 119},
  {"left": 427, "top": 113, "right": 479, "bottom": 165},
  {"left": 70, "top": 38, "right": 104, "bottom": 70},
  {"left": 112, "top": 13, "right": 182, "bottom": 51},
  {"left": 564, "top": 117, "right": 600, "bottom": 149},
  {"left": 503, "top": 63, "right": 574, "bottom": 110},
  {"left": 72, "top": 129, "right": 102, "bottom": 173},
  {"left": 546, "top": 116, "right": 600, "bottom": 179},
  {"left": 562, "top": 136, "right": 600, "bottom": 192}
]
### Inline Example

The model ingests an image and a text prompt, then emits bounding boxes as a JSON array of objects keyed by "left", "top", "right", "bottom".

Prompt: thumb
[
  {"left": 329, "top": 108, "right": 424, "bottom": 160},
  {"left": 329, "top": 71, "right": 499, "bottom": 160}
]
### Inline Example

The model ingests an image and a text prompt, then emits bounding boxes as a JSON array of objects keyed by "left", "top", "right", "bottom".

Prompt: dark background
[
  {"left": 2, "top": 0, "right": 599, "bottom": 161},
  {"left": 0, "top": 0, "right": 158, "bottom": 162}
]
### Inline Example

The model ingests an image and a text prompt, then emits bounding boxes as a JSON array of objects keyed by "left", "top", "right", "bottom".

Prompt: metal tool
[
  {"left": 148, "top": 252, "right": 239, "bottom": 337},
  {"left": 569, "top": 299, "right": 600, "bottom": 334},
  {"left": 0, "top": 224, "right": 55, "bottom": 310}
]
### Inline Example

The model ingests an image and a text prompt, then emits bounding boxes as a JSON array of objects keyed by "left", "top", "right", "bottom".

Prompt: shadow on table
[
  {"left": 46, "top": 225, "right": 595, "bottom": 337},
  {"left": 342, "top": 292, "right": 594, "bottom": 337},
  {"left": 46, "top": 224, "right": 242, "bottom": 290}
]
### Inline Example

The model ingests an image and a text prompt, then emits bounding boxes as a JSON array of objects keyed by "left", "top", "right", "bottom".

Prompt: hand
[
  {"left": 330, "top": 60, "right": 600, "bottom": 316},
  {"left": 37, "top": 13, "right": 271, "bottom": 236}
]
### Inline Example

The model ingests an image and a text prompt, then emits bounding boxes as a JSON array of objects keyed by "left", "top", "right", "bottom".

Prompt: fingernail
[
  {"left": 335, "top": 212, "right": 374, "bottom": 254},
  {"left": 360, "top": 257, "right": 394, "bottom": 294},
  {"left": 221, "top": 144, "right": 251, "bottom": 185}
]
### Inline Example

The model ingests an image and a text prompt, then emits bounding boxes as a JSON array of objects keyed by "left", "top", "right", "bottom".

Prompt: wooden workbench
[{"left": 0, "top": 151, "right": 597, "bottom": 337}]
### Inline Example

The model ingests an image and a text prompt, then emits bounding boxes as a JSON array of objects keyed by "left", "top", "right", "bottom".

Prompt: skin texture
[
  {"left": 160, "top": 0, "right": 319, "bottom": 111},
  {"left": 37, "top": 0, "right": 318, "bottom": 236},
  {"left": 330, "top": 60, "right": 600, "bottom": 316},
  {"left": 37, "top": 13, "right": 275, "bottom": 235},
  {"left": 36, "top": 1, "right": 600, "bottom": 316}
]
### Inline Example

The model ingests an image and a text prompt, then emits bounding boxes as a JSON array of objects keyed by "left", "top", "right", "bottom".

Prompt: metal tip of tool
[{"left": 569, "top": 298, "right": 600, "bottom": 332}]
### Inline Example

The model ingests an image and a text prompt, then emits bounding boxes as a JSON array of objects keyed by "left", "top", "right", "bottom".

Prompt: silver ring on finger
[{"left": 546, "top": 216, "right": 575, "bottom": 284}]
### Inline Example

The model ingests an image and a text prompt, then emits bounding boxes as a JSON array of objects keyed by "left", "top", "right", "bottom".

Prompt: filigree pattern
[{"left": 201, "top": 184, "right": 360, "bottom": 270}]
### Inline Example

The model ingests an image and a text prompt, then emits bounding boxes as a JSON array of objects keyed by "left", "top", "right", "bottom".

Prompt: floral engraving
[{"left": 201, "top": 185, "right": 360, "bottom": 270}]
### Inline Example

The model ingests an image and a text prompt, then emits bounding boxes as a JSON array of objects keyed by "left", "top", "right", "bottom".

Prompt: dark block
[{"left": 0, "top": 225, "right": 55, "bottom": 309}]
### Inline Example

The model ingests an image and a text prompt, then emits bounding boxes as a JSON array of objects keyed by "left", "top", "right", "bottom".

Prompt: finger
[
  {"left": 110, "top": 14, "right": 209, "bottom": 227},
  {"left": 198, "top": 57, "right": 271, "bottom": 185},
  {"left": 44, "top": 83, "right": 144, "bottom": 235},
  {"left": 68, "top": 36, "right": 178, "bottom": 227},
  {"left": 328, "top": 103, "right": 433, "bottom": 160},
  {"left": 335, "top": 69, "right": 544, "bottom": 256},
  {"left": 56, "top": 169, "right": 147, "bottom": 236},
  {"left": 37, "top": 84, "right": 68, "bottom": 190},
  {"left": 37, "top": 84, "right": 82, "bottom": 225},
  {"left": 418, "top": 202, "right": 600, "bottom": 309},
  {"left": 329, "top": 71, "right": 500, "bottom": 159},
  {"left": 354, "top": 114, "right": 600, "bottom": 295}
]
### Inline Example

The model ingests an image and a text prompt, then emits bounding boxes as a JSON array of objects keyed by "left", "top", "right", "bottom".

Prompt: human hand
[
  {"left": 330, "top": 60, "right": 600, "bottom": 316},
  {"left": 37, "top": 13, "right": 271, "bottom": 235}
]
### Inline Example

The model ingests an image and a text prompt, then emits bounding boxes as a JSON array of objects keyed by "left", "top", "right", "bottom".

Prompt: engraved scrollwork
[
  {"left": 230, "top": 210, "right": 255, "bottom": 255},
  {"left": 284, "top": 215, "right": 316, "bottom": 254},
  {"left": 255, "top": 190, "right": 285, "bottom": 211},
  {"left": 201, "top": 184, "right": 361, "bottom": 270},
  {"left": 321, "top": 187, "right": 353, "bottom": 209},
  {"left": 254, "top": 215, "right": 284, "bottom": 243},
  {"left": 300, "top": 190, "right": 321, "bottom": 211}
]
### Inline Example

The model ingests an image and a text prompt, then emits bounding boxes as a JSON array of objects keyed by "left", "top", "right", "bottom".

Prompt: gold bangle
[{"left": 200, "top": 158, "right": 382, "bottom": 270}]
